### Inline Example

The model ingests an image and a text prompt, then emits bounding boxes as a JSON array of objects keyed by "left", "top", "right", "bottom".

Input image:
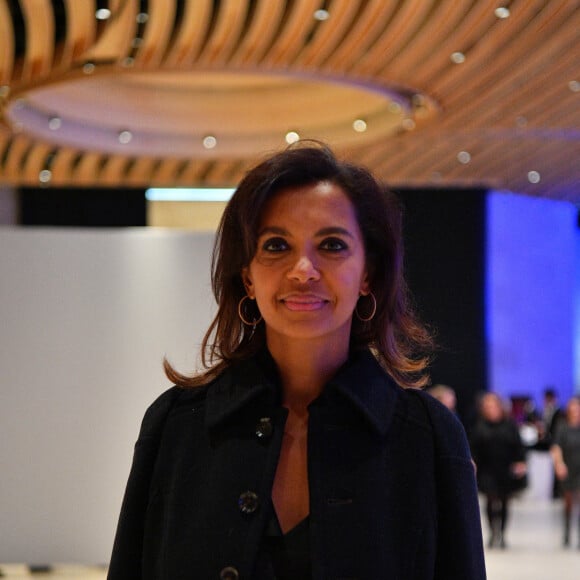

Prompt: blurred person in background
[
  {"left": 551, "top": 396, "right": 580, "bottom": 547},
  {"left": 425, "top": 383, "right": 457, "bottom": 413},
  {"left": 470, "top": 392, "right": 527, "bottom": 549}
]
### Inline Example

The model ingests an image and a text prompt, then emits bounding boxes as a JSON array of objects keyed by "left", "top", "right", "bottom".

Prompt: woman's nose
[{"left": 287, "top": 254, "right": 320, "bottom": 282}]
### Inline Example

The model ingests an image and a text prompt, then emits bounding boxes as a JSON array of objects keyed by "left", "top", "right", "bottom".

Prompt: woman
[
  {"left": 470, "top": 392, "right": 527, "bottom": 549},
  {"left": 551, "top": 396, "right": 580, "bottom": 547},
  {"left": 108, "top": 142, "right": 485, "bottom": 579}
]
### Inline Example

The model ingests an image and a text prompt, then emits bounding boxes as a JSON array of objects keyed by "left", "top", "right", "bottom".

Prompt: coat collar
[{"left": 205, "top": 348, "right": 399, "bottom": 437}]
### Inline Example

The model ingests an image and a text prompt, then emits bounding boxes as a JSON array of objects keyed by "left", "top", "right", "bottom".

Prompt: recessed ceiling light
[
  {"left": 95, "top": 9, "right": 111, "bottom": 20},
  {"left": 118, "top": 130, "right": 133, "bottom": 144},
  {"left": 48, "top": 116, "right": 61, "bottom": 130},
  {"left": 450, "top": 52, "right": 466, "bottom": 64},
  {"left": 457, "top": 151, "right": 471, "bottom": 164},
  {"left": 313, "top": 9, "right": 330, "bottom": 21},
  {"left": 353, "top": 119, "right": 367, "bottom": 132},
  {"left": 38, "top": 169, "right": 52, "bottom": 183},
  {"left": 388, "top": 102, "right": 402, "bottom": 114},
  {"left": 494, "top": 7, "right": 510, "bottom": 19},
  {"left": 527, "top": 171, "right": 541, "bottom": 184},
  {"left": 203, "top": 135, "right": 217, "bottom": 149},
  {"left": 569, "top": 80, "right": 580, "bottom": 93},
  {"left": 82, "top": 62, "right": 95, "bottom": 74},
  {"left": 136, "top": 12, "right": 149, "bottom": 24},
  {"left": 285, "top": 131, "right": 300, "bottom": 144},
  {"left": 401, "top": 118, "right": 416, "bottom": 131},
  {"left": 515, "top": 116, "right": 528, "bottom": 128}
]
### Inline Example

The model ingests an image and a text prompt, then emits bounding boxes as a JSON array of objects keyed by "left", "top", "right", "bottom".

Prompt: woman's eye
[
  {"left": 320, "top": 237, "right": 348, "bottom": 252},
  {"left": 262, "top": 237, "right": 288, "bottom": 252}
]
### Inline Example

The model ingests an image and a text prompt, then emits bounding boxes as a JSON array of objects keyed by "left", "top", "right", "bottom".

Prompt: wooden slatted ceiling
[{"left": 0, "top": 0, "right": 577, "bottom": 200}]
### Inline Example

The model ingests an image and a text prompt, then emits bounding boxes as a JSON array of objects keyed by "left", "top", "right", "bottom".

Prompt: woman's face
[
  {"left": 481, "top": 394, "right": 504, "bottom": 422},
  {"left": 567, "top": 398, "right": 580, "bottom": 426},
  {"left": 242, "top": 181, "right": 369, "bottom": 348}
]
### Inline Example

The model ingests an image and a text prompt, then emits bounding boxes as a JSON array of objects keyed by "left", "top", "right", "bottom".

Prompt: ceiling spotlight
[
  {"left": 121, "top": 57, "right": 135, "bottom": 67},
  {"left": 401, "top": 118, "right": 416, "bottom": 131},
  {"left": 82, "top": 62, "right": 95, "bottom": 74},
  {"left": 38, "top": 169, "right": 52, "bottom": 183},
  {"left": 515, "top": 116, "right": 528, "bottom": 128},
  {"left": 569, "top": 80, "right": 580, "bottom": 93},
  {"left": 202, "top": 135, "right": 217, "bottom": 149},
  {"left": 48, "top": 116, "right": 62, "bottom": 130},
  {"left": 494, "top": 7, "right": 510, "bottom": 19},
  {"left": 313, "top": 9, "right": 330, "bottom": 21},
  {"left": 388, "top": 101, "right": 402, "bottom": 114},
  {"left": 285, "top": 131, "right": 300, "bottom": 144},
  {"left": 450, "top": 52, "right": 466, "bottom": 64},
  {"left": 95, "top": 8, "right": 112, "bottom": 20},
  {"left": 136, "top": 12, "right": 149, "bottom": 24},
  {"left": 457, "top": 151, "right": 471, "bottom": 164},
  {"left": 353, "top": 119, "right": 367, "bottom": 132},
  {"left": 118, "top": 130, "right": 133, "bottom": 144},
  {"left": 527, "top": 171, "right": 541, "bottom": 184}
]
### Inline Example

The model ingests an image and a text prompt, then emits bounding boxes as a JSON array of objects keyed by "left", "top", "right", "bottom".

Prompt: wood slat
[
  {"left": 59, "top": 0, "right": 97, "bottom": 66},
  {"left": 132, "top": 0, "right": 176, "bottom": 67},
  {"left": 228, "top": 0, "right": 286, "bottom": 66},
  {"left": 356, "top": 0, "right": 437, "bottom": 77},
  {"left": 162, "top": 0, "right": 213, "bottom": 67},
  {"left": 322, "top": 0, "right": 397, "bottom": 72},
  {"left": 196, "top": 0, "right": 251, "bottom": 66},
  {"left": 261, "top": 0, "right": 322, "bottom": 66},
  {"left": 18, "top": 0, "right": 55, "bottom": 81},
  {"left": 0, "top": 0, "right": 15, "bottom": 83},
  {"left": 294, "top": 0, "right": 363, "bottom": 68}
]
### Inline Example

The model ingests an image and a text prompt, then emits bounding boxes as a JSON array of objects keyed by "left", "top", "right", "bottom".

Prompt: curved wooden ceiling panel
[{"left": 0, "top": 0, "right": 577, "bottom": 201}]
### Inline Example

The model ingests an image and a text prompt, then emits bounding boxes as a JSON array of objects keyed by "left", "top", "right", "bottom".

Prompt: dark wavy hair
[{"left": 165, "top": 141, "right": 433, "bottom": 388}]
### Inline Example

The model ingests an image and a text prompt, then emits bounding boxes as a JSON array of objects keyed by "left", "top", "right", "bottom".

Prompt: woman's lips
[{"left": 280, "top": 294, "right": 329, "bottom": 311}]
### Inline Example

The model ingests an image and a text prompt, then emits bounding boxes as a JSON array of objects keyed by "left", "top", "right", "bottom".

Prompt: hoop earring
[
  {"left": 355, "top": 292, "right": 377, "bottom": 322},
  {"left": 238, "top": 295, "right": 263, "bottom": 337}
]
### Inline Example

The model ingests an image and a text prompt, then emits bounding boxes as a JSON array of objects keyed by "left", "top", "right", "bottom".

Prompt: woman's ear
[
  {"left": 359, "top": 271, "right": 371, "bottom": 296},
  {"left": 241, "top": 267, "right": 255, "bottom": 298}
]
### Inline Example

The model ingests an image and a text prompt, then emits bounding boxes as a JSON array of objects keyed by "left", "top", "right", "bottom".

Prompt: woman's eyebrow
[
  {"left": 315, "top": 226, "right": 354, "bottom": 239},
  {"left": 257, "top": 226, "right": 288, "bottom": 237}
]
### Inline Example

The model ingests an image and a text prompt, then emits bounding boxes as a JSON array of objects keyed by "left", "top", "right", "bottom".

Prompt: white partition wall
[{"left": 0, "top": 228, "right": 216, "bottom": 564}]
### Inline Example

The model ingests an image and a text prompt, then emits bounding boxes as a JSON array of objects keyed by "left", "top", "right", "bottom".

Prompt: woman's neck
[{"left": 266, "top": 335, "right": 349, "bottom": 411}]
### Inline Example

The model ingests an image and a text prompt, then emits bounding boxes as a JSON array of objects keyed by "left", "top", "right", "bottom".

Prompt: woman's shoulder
[
  {"left": 402, "top": 387, "right": 472, "bottom": 459},
  {"left": 138, "top": 383, "right": 212, "bottom": 438}
]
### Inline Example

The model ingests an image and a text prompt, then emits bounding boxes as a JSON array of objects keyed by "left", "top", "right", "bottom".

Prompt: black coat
[
  {"left": 108, "top": 349, "right": 486, "bottom": 579},
  {"left": 470, "top": 418, "right": 527, "bottom": 495}
]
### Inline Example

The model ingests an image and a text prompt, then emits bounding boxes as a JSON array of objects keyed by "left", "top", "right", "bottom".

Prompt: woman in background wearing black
[
  {"left": 108, "top": 142, "right": 486, "bottom": 579},
  {"left": 471, "top": 392, "right": 527, "bottom": 549}
]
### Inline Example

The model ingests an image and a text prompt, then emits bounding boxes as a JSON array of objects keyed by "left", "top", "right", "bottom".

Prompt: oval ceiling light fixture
[
  {"left": 457, "top": 151, "right": 471, "bottom": 164},
  {"left": 95, "top": 8, "right": 112, "bottom": 20},
  {"left": 494, "top": 7, "right": 510, "bottom": 19},
  {"left": 202, "top": 135, "right": 217, "bottom": 149},
  {"left": 285, "top": 131, "right": 300, "bottom": 144},
  {"left": 4, "top": 70, "right": 439, "bottom": 158},
  {"left": 450, "top": 52, "right": 466, "bottom": 64}
]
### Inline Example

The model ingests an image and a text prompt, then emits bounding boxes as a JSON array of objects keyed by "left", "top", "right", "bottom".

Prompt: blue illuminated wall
[{"left": 486, "top": 190, "right": 578, "bottom": 407}]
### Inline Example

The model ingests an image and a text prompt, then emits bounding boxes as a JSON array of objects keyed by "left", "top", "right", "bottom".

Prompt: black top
[{"left": 255, "top": 509, "right": 312, "bottom": 579}]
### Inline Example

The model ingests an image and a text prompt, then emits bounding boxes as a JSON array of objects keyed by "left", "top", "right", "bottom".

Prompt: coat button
[
  {"left": 219, "top": 566, "right": 239, "bottom": 580},
  {"left": 255, "top": 417, "right": 273, "bottom": 438},
  {"left": 238, "top": 490, "right": 260, "bottom": 514}
]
